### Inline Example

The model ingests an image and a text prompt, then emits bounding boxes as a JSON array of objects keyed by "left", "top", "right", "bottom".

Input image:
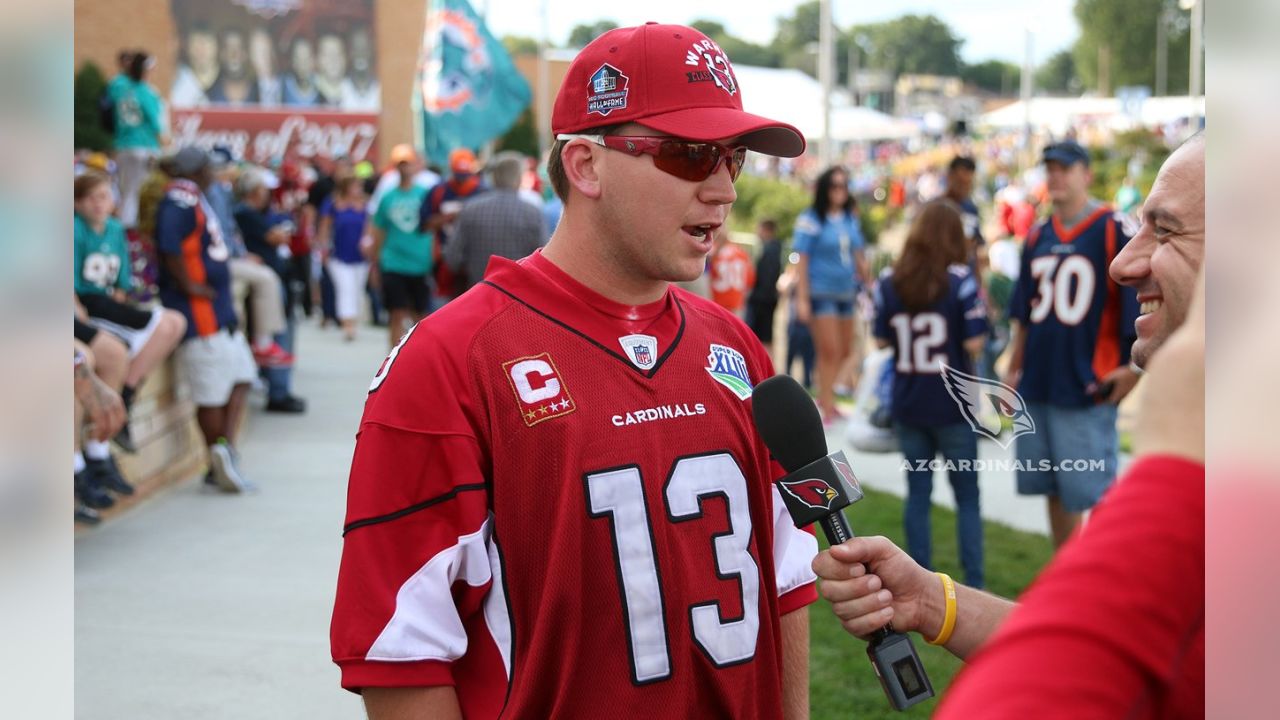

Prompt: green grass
[{"left": 809, "top": 487, "right": 1055, "bottom": 719}]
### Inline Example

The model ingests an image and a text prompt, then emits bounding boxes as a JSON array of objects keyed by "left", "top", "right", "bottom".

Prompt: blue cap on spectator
[
  {"left": 210, "top": 145, "right": 236, "bottom": 167},
  {"left": 1042, "top": 140, "right": 1090, "bottom": 167}
]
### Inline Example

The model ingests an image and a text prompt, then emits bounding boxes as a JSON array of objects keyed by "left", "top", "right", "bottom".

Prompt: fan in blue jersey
[
  {"left": 1005, "top": 140, "right": 1140, "bottom": 548},
  {"left": 874, "top": 201, "right": 989, "bottom": 588}
]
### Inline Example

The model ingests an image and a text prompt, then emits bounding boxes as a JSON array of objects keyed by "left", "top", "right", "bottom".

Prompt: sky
[{"left": 479, "top": 0, "right": 1078, "bottom": 66}]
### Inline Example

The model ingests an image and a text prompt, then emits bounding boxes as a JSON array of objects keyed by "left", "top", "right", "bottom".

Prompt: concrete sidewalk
[
  {"left": 75, "top": 320, "right": 384, "bottom": 719},
  {"left": 74, "top": 317, "right": 1061, "bottom": 718}
]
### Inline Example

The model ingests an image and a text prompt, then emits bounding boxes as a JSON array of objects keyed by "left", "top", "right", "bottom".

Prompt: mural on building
[{"left": 169, "top": 0, "right": 380, "bottom": 161}]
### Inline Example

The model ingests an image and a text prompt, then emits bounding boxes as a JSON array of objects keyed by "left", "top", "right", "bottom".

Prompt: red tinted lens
[{"left": 654, "top": 141, "right": 721, "bottom": 181}]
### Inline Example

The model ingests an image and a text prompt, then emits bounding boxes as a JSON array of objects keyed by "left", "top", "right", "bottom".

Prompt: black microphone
[{"left": 752, "top": 374, "right": 934, "bottom": 712}]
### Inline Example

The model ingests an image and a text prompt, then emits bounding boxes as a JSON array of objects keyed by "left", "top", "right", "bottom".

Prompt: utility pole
[
  {"left": 1156, "top": 3, "right": 1168, "bottom": 96},
  {"left": 1021, "top": 26, "right": 1034, "bottom": 160},
  {"left": 1187, "top": 0, "right": 1204, "bottom": 130},
  {"left": 819, "top": 0, "right": 834, "bottom": 167},
  {"left": 848, "top": 38, "right": 859, "bottom": 107}
]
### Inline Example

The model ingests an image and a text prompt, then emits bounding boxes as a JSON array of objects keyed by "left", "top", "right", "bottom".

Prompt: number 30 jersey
[
  {"left": 331, "top": 251, "right": 819, "bottom": 718},
  {"left": 1009, "top": 206, "right": 1139, "bottom": 407}
]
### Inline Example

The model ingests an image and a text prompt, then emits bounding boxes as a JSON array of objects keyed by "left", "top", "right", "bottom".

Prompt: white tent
[
  {"left": 977, "top": 95, "right": 1206, "bottom": 133},
  {"left": 733, "top": 65, "right": 920, "bottom": 143}
]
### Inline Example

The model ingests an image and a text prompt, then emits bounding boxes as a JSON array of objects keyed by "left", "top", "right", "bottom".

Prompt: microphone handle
[
  {"left": 820, "top": 508, "right": 892, "bottom": 643},
  {"left": 820, "top": 509, "right": 853, "bottom": 545}
]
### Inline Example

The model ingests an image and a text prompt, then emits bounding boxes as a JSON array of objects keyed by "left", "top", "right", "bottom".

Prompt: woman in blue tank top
[{"left": 318, "top": 176, "right": 371, "bottom": 341}]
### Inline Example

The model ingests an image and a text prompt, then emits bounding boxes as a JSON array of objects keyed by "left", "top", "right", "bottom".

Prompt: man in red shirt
[
  {"left": 331, "top": 23, "right": 817, "bottom": 718},
  {"left": 810, "top": 133, "right": 1205, "bottom": 718}
]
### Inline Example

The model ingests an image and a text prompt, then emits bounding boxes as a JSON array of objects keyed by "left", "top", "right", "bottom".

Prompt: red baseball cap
[{"left": 552, "top": 23, "right": 806, "bottom": 158}]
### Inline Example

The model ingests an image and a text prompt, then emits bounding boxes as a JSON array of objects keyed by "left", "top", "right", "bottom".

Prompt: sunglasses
[{"left": 557, "top": 134, "right": 748, "bottom": 182}]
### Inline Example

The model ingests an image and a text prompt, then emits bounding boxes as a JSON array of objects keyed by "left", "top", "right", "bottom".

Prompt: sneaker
[
  {"left": 87, "top": 456, "right": 135, "bottom": 496},
  {"left": 207, "top": 443, "right": 247, "bottom": 493},
  {"left": 265, "top": 395, "right": 307, "bottom": 414},
  {"left": 74, "top": 469, "right": 115, "bottom": 510},
  {"left": 113, "top": 421, "right": 138, "bottom": 454},
  {"left": 75, "top": 501, "right": 102, "bottom": 525},
  {"left": 252, "top": 342, "right": 295, "bottom": 369}
]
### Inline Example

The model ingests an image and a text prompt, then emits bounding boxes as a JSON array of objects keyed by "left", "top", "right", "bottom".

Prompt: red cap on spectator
[
  {"left": 449, "top": 148, "right": 478, "bottom": 174},
  {"left": 552, "top": 23, "right": 805, "bottom": 158}
]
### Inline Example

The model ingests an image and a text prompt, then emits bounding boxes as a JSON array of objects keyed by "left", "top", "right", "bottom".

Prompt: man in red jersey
[{"left": 331, "top": 23, "right": 818, "bottom": 719}]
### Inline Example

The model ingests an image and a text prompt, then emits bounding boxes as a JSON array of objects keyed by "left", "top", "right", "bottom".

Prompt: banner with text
[{"left": 170, "top": 109, "right": 378, "bottom": 162}]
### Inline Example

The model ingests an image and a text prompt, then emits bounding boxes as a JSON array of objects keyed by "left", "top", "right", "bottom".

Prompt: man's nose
[
  {"left": 699, "top": 162, "right": 737, "bottom": 206},
  {"left": 1110, "top": 231, "right": 1152, "bottom": 287}
]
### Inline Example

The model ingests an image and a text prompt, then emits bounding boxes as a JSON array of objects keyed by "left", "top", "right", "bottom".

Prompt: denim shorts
[
  {"left": 810, "top": 295, "right": 855, "bottom": 318},
  {"left": 1015, "top": 401, "right": 1118, "bottom": 512}
]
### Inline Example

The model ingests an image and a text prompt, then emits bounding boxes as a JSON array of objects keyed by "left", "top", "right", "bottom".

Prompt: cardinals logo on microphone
[
  {"left": 940, "top": 364, "right": 1035, "bottom": 449},
  {"left": 778, "top": 478, "right": 841, "bottom": 511}
]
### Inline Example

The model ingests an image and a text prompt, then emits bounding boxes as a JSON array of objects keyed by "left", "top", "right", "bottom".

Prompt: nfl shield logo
[{"left": 618, "top": 334, "right": 659, "bottom": 371}]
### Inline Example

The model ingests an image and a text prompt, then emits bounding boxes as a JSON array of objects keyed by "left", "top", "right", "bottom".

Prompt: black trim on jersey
[
  {"left": 342, "top": 482, "right": 488, "bottom": 535},
  {"left": 479, "top": 280, "right": 687, "bottom": 379},
  {"left": 583, "top": 464, "right": 675, "bottom": 687},
  {"left": 491, "top": 525, "right": 518, "bottom": 718},
  {"left": 662, "top": 451, "right": 759, "bottom": 670}
]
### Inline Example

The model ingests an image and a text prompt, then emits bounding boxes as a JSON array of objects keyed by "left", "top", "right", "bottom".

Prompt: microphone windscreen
[{"left": 752, "top": 375, "right": 829, "bottom": 472}]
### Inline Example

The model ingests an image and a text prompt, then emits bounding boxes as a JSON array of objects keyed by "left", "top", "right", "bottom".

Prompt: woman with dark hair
[
  {"left": 109, "top": 50, "right": 168, "bottom": 230},
  {"left": 872, "top": 200, "right": 989, "bottom": 587},
  {"left": 792, "top": 166, "right": 868, "bottom": 423}
]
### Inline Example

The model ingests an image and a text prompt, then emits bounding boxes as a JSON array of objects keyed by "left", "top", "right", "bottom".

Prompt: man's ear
[{"left": 561, "top": 141, "right": 603, "bottom": 200}]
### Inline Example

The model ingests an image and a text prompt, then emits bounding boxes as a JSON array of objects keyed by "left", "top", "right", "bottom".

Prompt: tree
[
  {"left": 1073, "top": 0, "right": 1191, "bottom": 94},
  {"left": 690, "top": 18, "right": 781, "bottom": 67},
  {"left": 961, "top": 59, "right": 1021, "bottom": 95},
  {"left": 75, "top": 62, "right": 112, "bottom": 152},
  {"left": 850, "top": 14, "right": 963, "bottom": 79},
  {"left": 1036, "top": 49, "right": 1080, "bottom": 94},
  {"left": 567, "top": 21, "right": 619, "bottom": 49},
  {"left": 502, "top": 35, "right": 541, "bottom": 57},
  {"left": 496, "top": 108, "right": 539, "bottom": 158}
]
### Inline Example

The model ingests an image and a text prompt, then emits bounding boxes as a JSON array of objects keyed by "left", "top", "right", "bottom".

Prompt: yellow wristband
[{"left": 926, "top": 572, "right": 957, "bottom": 646}]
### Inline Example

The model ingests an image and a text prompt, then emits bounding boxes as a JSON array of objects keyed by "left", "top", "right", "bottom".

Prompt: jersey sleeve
[
  {"left": 1111, "top": 215, "right": 1140, "bottom": 365},
  {"left": 331, "top": 324, "right": 494, "bottom": 692},
  {"left": 771, "top": 480, "right": 819, "bottom": 614},
  {"left": 791, "top": 211, "right": 819, "bottom": 256},
  {"left": 372, "top": 192, "right": 391, "bottom": 231},
  {"left": 872, "top": 270, "right": 893, "bottom": 341},
  {"left": 956, "top": 269, "right": 989, "bottom": 340},
  {"left": 73, "top": 222, "right": 87, "bottom": 292},
  {"left": 1008, "top": 226, "right": 1040, "bottom": 324},
  {"left": 154, "top": 197, "right": 196, "bottom": 257}
]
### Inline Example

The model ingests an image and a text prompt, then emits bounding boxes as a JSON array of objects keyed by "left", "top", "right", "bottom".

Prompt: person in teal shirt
[
  {"left": 371, "top": 148, "right": 434, "bottom": 348},
  {"left": 110, "top": 51, "right": 168, "bottom": 229},
  {"left": 73, "top": 171, "right": 187, "bottom": 479},
  {"left": 75, "top": 203, "right": 132, "bottom": 299}
]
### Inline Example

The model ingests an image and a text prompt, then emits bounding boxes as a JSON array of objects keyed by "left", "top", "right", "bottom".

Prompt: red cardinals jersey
[{"left": 331, "top": 251, "right": 818, "bottom": 717}]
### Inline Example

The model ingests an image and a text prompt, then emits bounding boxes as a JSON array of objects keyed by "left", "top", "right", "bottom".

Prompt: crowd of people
[
  {"left": 75, "top": 19, "right": 1206, "bottom": 718},
  {"left": 73, "top": 47, "right": 557, "bottom": 525}
]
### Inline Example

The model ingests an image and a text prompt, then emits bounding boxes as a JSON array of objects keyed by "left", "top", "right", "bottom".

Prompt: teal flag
[{"left": 417, "top": 0, "right": 532, "bottom": 167}]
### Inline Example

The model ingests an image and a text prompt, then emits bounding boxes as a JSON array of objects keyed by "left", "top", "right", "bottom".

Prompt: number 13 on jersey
[{"left": 585, "top": 453, "right": 760, "bottom": 684}]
